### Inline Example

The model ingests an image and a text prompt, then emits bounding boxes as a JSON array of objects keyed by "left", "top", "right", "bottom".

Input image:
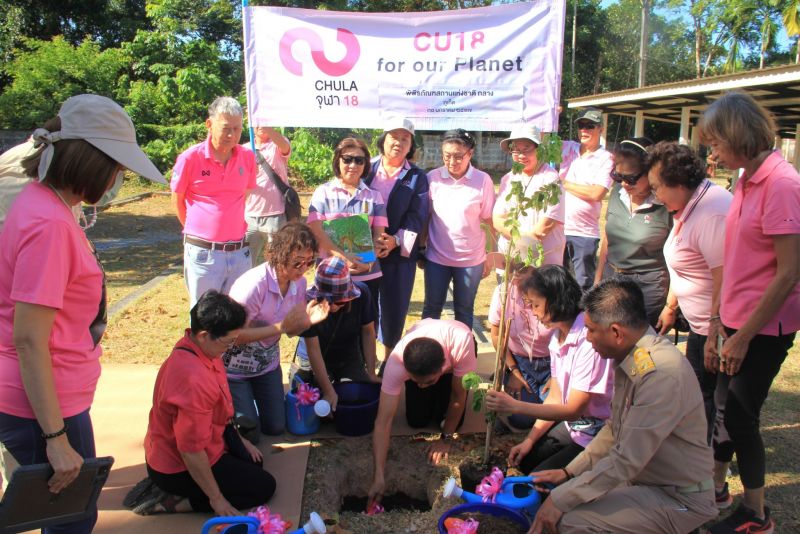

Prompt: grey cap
[{"left": 574, "top": 109, "right": 603, "bottom": 124}]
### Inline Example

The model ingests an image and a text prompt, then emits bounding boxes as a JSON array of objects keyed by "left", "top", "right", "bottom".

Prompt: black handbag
[{"left": 254, "top": 150, "right": 301, "bottom": 221}]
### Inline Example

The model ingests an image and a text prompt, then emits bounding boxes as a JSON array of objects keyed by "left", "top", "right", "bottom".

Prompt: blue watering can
[
  {"left": 200, "top": 511, "right": 326, "bottom": 534},
  {"left": 443, "top": 476, "right": 542, "bottom": 516}
]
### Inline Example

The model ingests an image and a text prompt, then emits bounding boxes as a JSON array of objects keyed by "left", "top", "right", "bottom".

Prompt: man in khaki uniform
[{"left": 529, "top": 279, "right": 717, "bottom": 534}]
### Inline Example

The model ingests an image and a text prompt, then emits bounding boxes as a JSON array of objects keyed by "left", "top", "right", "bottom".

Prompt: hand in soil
[
  {"left": 367, "top": 476, "right": 384, "bottom": 509},
  {"left": 508, "top": 437, "right": 535, "bottom": 467},
  {"left": 485, "top": 389, "right": 519, "bottom": 413},
  {"left": 427, "top": 439, "right": 451, "bottom": 465},
  {"left": 529, "top": 495, "right": 563, "bottom": 534}
]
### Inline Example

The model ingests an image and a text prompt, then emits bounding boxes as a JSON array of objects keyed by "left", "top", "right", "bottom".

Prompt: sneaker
[
  {"left": 708, "top": 504, "right": 774, "bottom": 534},
  {"left": 715, "top": 482, "right": 733, "bottom": 509}
]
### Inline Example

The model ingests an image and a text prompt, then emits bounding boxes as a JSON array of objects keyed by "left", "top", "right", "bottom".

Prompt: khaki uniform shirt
[{"left": 550, "top": 328, "right": 714, "bottom": 512}]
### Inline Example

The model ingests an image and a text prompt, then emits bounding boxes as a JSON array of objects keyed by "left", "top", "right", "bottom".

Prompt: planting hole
[{"left": 340, "top": 493, "right": 431, "bottom": 513}]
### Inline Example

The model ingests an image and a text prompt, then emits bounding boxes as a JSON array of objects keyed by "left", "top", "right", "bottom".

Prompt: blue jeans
[
  {"left": 563, "top": 236, "right": 599, "bottom": 291},
  {"left": 183, "top": 241, "right": 252, "bottom": 307},
  {"left": 228, "top": 367, "right": 285, "bottom": 441},
  {"left": 422, "top": 260, "right": 483, "bottom": 329},
  {"left": 0, "top": 410, "right": 96, "bottom": 534},
  {"left": 503, "top": 355, "right": 551, "bottom": 429}
]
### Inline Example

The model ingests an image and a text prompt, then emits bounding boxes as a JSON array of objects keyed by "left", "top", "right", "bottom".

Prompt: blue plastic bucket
[
  {"left": 285, "top": 377, "right": 321, "bottom": 435},
  {"left": 332, "top": 381, "right": 381, "bottom": 436},
  {"left": 438, "top": 503, "right": 530, "bottom": 533}
]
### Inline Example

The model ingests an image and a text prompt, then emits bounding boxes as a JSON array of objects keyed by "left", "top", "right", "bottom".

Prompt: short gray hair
[
  {"left": 581, "top": 278, "right": 648, "bottom": 329},
  {"left": 208, "top": 96, "right": 243, "bottom": 119}
]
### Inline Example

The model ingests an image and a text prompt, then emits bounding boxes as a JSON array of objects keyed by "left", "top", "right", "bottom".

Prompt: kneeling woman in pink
[
  {"left": 493, "top": 125, "right": 566, "bottom": 268},
  {"left": 486, "top": 265, "right": 614, "bottom": 474},
  {"left": 699, "top": 92, "right": 800, "bottom": 533},
  {"left": 422, "top": 129, "right": 495, "bottom": 328},
  {"left": 224, "top": 222, "right": 329, "bottom": 441},
  {"left": 488, "top": 266, "right": 554, "bottom": 430},
  {"left": 646, "top": 142, "right": 732, "bottom": 444},
  {"left": 0, "top": 95, "right": 164, "bottom": 534}
]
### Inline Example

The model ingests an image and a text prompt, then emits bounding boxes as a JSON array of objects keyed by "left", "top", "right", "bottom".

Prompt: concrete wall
[
  {"left": 0, "top": 130, "right": 29, "bottom": 155},
  {"left": 416, "top": 132, "right": 514, "bottom": 174}
]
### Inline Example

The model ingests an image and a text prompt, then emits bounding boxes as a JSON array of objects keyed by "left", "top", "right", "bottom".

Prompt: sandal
[
  {"left": 132, "top": 487, "right": 177, "bottom": 516},
  {"left": 123, "top": 477, "right": 156, "bottom": 508}
]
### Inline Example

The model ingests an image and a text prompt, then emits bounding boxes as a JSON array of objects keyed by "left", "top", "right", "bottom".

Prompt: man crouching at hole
[{"left": 368, "top": 319, "right": 477, "bottom": 508}]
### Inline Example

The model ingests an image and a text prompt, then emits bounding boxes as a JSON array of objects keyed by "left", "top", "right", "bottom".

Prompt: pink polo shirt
[
  {"left": 243, "top": 139, "right": 291, "bottom": 217},
  {"left": 663, "top": 180, "right": 731, "bottom": 335},
  {"left": 228, "top": 262, "right": 307, "bottom": 368},
  {"left": 564, "top": 147, "right": 614, "bottom": 238},
  {"left": 381, "top": 319, "right": 477, "bottom": 396},
  {"left": 494, "top": 165, "right": 566, "bottom": 266},
  {"left": 488, "top": 283, "right": 552, "bottom": 359},
  {"left": 0, "top": 183, "right": 103, "bottom": 418},
  {"left": 721, "top": 152, "right": 800, "bottom": 336},
  {"left": 171, "top": 137, "right": 257, "bottom": 242},
  {"left": 549, "top": 313, "right": 614, "bottom": 447},
  {"left": 426, "top": 165, "right": 495, "bottom": 268}
]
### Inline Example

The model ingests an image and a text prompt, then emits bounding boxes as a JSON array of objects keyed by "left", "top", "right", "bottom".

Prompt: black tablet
[{"left": 0, "top": 456, "right": 114, "bottom": 533}]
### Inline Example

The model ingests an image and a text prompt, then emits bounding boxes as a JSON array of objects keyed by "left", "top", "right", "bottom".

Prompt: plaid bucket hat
[{"left": 306, "top": 256, "right": 361, "bottom": 303}]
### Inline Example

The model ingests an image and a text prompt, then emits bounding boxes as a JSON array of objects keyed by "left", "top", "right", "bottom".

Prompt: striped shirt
[{"left": 307, "top": 179, "right": 388, "bottom": 282}]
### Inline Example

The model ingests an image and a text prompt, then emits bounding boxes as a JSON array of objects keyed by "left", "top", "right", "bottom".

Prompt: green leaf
[
  {"left": 471, "top": 389, "right": 486, "bottom": 412},
  {"left": 461, "top": 371, "right": 482, "bottom": 391}
]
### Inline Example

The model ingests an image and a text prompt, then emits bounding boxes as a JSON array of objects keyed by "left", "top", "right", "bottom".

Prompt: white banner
[{"left": 243, "top": 1, "right": 565, "bottom": 131}]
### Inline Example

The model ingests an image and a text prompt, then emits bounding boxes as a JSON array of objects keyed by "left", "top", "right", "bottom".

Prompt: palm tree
[{"left": 783, "top": 0, "right": 800, "bottom": 63}]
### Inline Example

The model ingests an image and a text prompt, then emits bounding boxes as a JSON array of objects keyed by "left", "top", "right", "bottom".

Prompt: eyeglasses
[
  {"left": 341, "top": 155, "right": 366, "bottom": 166},
  {"left": 216, "top": 334, "right": 239, "bottom": 350},
  {"left": 291, "top": 257, "right": 316, "bottom": 270},
  {"left": 442, "top": 152, "right": 469, "bottom": 163},
  {"left": 610, "top": 170, "right": 644, "bottom": 185},
  {"left": 510, "top": 146, "right": 537, "bottom": 156},
  {"left": 576, "top": 122, "right": 598, "bottom": 130}
]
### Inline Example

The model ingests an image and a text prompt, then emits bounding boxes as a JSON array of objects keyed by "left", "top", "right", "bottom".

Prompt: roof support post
[
  {"left": 634, "top": 110, "right": 644, "bottom": 137},
  {"left": 794, "top": 126, "right": 800, "bottom": 171},
  {"left": 601, "top": 113, "right": 608, "bottom": 148},
  {"left": 691, "top": 123, "right": 700, "bottom": 150},
  {"left": 679, "top": 106, "right": 691, "bottom": 145}
]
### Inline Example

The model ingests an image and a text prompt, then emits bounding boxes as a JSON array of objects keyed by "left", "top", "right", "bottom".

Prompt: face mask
[{"left": 95, "top": 170, "right": 124, "bottom": 206}]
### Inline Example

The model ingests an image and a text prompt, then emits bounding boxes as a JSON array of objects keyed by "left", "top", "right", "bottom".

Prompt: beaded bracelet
[{"left": 42, "top": 424, "right": 68, "bottom": 440}]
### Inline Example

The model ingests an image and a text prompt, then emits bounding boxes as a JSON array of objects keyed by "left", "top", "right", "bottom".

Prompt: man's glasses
[
  {"left": 576, "top": 122, "right": 598, "bottom": 130},
  {"left": 341, "top": 155, "right": 366, "bottom": 166},
  {"left": 610, "top": 170, "right": 644, "bottom": 185},
  {"left": 443, "top": 152, "right": 469, "bottom": 163}
]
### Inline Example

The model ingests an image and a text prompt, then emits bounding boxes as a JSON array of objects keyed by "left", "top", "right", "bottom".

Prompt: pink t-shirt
[
  {"left": 370, "top": 159, "right": 409, "bottom": 207},
  {"left": 171, "top": 137, "right": 257, "bottom": 242},
  {"left": 228, "top": 262, "right": 307, "bottom": 367},
  {"left": 721, "top": 152, "right": 800, "bottom": 335},
  {"left": 426, "top": 165, "right": 495, "bottom": 268},
  {"left": 564, "top": 147, "right": 614, "bottom": 238},
  {"left": 488, "top": 283, "right": 552, "bottom": 359},
  {"left": 0, "top": 183, "right": 103, "bottom": 418},
  {"left": 549, "top": 313, "right": 614, "bottom": 448},
  {"left": 494, "top": 165, "right": 566, "bottom": 266},
  {"left": 663, "top": 180, "right": 731, "bottom": 335},
  {"left": 243, "top": 139, "right": 291, "bottom": 217},
  {"left": 381, "top": 319, "right": 477, "bottom": 396}
]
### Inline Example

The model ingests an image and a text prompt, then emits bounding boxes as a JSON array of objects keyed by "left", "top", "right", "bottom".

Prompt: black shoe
[
  {"left": 123, "top": 477, "right": 157, "bottom": 509},
  {"left": 708, "top": 504, "right": 774, "bottom": 534}
]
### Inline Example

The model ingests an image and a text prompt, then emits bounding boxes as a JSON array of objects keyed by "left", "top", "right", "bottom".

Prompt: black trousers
[
  {"left": 404, "top": 373, "right": 466, "bottom": 429},
  {"left": 685, "top": 331, "right": 716, "bottom": 444},
  {"left": 712, "top": 327, "right": 795, "bottom": 488},
  {"left": 519, "top": 422, "right": 585, "bottom": 474},
  {"left": 148, "top": 453, "right": 276, "bottom": 512}
]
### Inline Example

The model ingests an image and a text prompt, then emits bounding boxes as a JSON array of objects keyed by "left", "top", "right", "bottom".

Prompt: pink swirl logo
[{"left": 279, "top": 27, "right": 360, "bottom": 77}]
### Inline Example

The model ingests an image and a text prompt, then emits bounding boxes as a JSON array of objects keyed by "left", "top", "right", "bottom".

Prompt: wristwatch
[{"left": 439, "top": 432, "right": 456, "bottom": 442}]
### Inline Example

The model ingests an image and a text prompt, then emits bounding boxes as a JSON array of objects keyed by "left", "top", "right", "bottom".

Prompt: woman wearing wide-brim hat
[
  {"left": 0, "top": 94, "right": 165, "bottom": 534},
  {"left": 295, "top": 256, "right": 381, "bottom": 412}
]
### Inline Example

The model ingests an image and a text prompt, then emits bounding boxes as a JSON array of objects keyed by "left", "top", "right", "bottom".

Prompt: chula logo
[{"left": 279, "top": 27, "right": 360, "bottom": 77}]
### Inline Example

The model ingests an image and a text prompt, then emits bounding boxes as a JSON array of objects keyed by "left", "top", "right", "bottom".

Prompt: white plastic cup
[{"left": 314, "top": 400, "right": 331, "bottom": 417}]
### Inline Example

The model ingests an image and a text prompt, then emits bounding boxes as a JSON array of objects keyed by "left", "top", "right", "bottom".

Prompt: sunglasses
[
  {"left": 610, "top": 170, "right": 644, "bottom": 185},
  {"left": 341, "top": 155, "right": 366, "bottom": 166},
  {"left": 576, "top": 122, "right": 598, "bottom": 130},
  {"left": 291, "top": 257, "right": 316, "bottom": 270}
]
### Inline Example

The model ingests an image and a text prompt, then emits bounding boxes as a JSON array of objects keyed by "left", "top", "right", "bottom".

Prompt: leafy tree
[
  {"left": 0, "top": 37, "right": 126, "bottom": 128},
  {"left": 783, "top": 0, "right": 800, "bottom": 62}
]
